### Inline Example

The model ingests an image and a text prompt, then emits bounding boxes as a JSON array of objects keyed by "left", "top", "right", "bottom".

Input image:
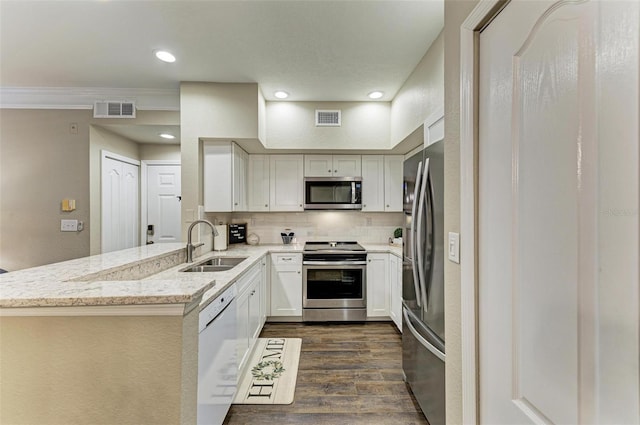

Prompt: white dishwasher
[{"left": 198, "top": 284, "right": 238, "bottom": 425}]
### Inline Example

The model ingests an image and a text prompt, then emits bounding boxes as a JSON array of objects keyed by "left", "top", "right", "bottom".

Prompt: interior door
[
  {"left": 146, "top": 164, "right": 181, "bottom": 244},
  {"left": 478, "top": 1, "right": 639, "bottom": 424},
  {"left": 101, "top": 154, "right": 139, "bottom": 253}
]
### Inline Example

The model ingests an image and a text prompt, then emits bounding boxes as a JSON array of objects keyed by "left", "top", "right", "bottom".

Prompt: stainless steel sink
[
  {"left": 180, "top": 256, "right": 248, "bottom": 273},
  {"left": 197, "top": 257, "right": 247, "bottom": 267}
]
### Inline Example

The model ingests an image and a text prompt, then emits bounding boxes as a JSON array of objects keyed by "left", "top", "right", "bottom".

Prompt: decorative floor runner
[{"left": 233, "top": 337, "right": 302, "bottom": 405}]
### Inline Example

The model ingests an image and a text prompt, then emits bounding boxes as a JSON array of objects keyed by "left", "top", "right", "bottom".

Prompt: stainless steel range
[{"left": 302, "top": 241, "right": 367, "bottom": 322}]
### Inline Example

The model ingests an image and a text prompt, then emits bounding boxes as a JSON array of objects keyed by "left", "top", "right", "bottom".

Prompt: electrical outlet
[
  {"left": 61, "top": 219, "right": 78, "bottom": 232},
  {"left": 448, "top": 232, "right": 460, "bottom": 263}
]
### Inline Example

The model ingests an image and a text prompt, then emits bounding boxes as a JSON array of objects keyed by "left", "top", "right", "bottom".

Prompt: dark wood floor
[{"left": 224, "top": 322, "right": 429, "bottom": 425}]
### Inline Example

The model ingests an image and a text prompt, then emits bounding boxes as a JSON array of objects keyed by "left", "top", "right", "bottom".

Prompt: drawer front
[{"left": 271, "top": 253, "right": 302, "bottom": 265}]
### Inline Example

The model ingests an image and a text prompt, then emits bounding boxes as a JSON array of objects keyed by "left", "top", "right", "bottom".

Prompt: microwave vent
[
  {"left": 315, "top": 109, "right": 341, "bottom": 127},
  {"left": 94, "top": 100, "right": 136, "bottom": 118}
]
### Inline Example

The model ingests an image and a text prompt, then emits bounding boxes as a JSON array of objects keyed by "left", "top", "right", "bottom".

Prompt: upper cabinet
[
  {"left": 203, "top": 141, "right": 248, "bottom": 212},
  {"left": 361, "top": 155, "right": 403, "bottom": 212},
  {"left": 383, "top": 155, "right": 403, "bottom": 212},
  {"left": 361, "top": 156, "right": 384, "bottom": 212},
  {"left": 304, "top": 155, "right": 361, "bottom": 177},
  {"left": 247, "top": 155, "right": 270, "bottom": 211},
  {"left": 270, "top": 155, "right": 304, "bottom": 211}
]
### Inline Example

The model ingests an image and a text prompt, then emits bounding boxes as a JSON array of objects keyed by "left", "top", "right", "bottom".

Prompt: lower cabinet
[
  {"left": 269, "top": 253, "right": 302, "bottom": 317},
  {"left": 236, "top": 262, "right": 264, "bottom": 372},
  {"left": 366, "top": 253, "right": 390, "bottom": 317},
  {"left": 389, "top": 254, "right": 403, "bottom": 331}
]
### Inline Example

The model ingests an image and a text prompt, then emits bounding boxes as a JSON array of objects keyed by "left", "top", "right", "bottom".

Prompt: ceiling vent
[
  {"left": 315, "top": 109, "right": 341, "bottom": 127},
  {"left": 94, "top": 100, "right": 136, "bottom": 118}
]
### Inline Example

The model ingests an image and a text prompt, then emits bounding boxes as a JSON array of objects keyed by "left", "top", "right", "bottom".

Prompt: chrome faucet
[{"left": 186, "top": 219, "right": 219, "bottom": 262}]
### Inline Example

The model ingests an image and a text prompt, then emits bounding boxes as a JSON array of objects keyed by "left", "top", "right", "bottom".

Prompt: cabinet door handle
[
  {"left": 265, "top": 204, "right": 268, "bottom": 207},
  {"left": 328, "top": 170, "right": 331, "bottom": 173},
  {"left": 386, "top": 204, "right": 390, "bottom": 208},
  {"left": 334, "top": 170, "right": 338, "bottom": 173},
  {"left": 298, "top": 271, "right": 301, "bottom": 274}
]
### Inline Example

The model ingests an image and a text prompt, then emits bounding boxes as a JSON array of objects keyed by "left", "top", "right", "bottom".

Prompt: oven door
[{"left": 303, "top": 262, "right": 366, "bottom": 309}]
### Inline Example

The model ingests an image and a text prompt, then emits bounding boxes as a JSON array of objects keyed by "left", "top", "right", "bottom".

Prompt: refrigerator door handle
[
  {"left": 410, "top": 161, "right": 424, "bottom": 308},
  {"left": 416, "top": 158, "right": 430, "bottom": 310},
  {"left": 403, "top": 308, "right": 445, "bottom": 362}
]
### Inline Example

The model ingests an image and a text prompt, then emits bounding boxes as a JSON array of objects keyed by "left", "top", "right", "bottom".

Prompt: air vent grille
[
  {"left": 315, "top": 109, "right": 341, "bottom": 127},
  {"left": 94, "top": 100, "right": 136, "bottom": 118}
]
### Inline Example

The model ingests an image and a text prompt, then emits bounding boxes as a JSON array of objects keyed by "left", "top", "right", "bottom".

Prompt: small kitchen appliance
[
  {"left": 302, "top": 241, "right": 367, "bottom": 321},
  {"left": 303, "top": 177, "right": 362, "bottom": 210}
]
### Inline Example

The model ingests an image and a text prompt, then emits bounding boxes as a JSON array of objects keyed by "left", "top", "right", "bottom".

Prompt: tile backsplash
[{"left": 205, "top": 212, "right": 403, "bottom": 245}]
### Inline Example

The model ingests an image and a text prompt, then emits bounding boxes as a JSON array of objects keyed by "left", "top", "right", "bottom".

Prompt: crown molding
[{"left": 0, "top": 86, "right": 180, "bottom": 111}]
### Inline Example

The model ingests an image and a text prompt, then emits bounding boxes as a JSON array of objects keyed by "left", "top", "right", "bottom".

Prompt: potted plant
[{"left": 392, "top": 228, "right": 402, "bottom": 246}]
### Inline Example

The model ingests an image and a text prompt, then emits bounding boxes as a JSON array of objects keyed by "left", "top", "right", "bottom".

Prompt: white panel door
[
  {"left": 366, "top": 253, "right": 389, "bottom": 317},
  {"left": 247, "top": 154, "right": 270, "bottom": 211},
  {"left": 361, "top": 155, "right": 384, "bottom": 211},
  {"left": 101, "top": 155, "right": 139, "bottom": 253},
  {"left": 333, "top": 155, "right": 361, "bottom": 177},
  {"left": 478, "top": 1, "right": 639, "bottom": 424},
  {"left": 383, "top": 155, "right": 403, "bottom": 212},
  {"left": 304, "top": 155, "right": 333, "bottom": 177},
  {"left": 146, "top": 164, "right": 181, "bottom": 244},
  {"left": 270, "top": 155, "right": 304, "bottom": 211}
]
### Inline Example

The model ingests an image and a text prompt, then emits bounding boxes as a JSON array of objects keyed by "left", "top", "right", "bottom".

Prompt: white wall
[
  {"left": 139, "top": 144, "right": 181, "bottom": 161},
  {"left": 443, "top": 1, "right": 478, "bottom": 424},
  {"left": 0, "top": 109, "right": 92, "bottom": 271},
  {"left": 266, "top": 101, "right": 391, "bottom": 150},
  {"left": 391, "top": 31, "right": 444, "bottom": 147}
]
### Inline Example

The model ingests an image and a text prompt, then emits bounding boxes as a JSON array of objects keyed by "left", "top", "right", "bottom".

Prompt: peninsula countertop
[{"left": 0, "top": 242, "right": 400, "bottom": 310}]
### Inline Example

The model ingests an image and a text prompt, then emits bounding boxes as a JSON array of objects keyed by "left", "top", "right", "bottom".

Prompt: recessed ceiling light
[
  {"left": 274, "top": 91, "right": 289, "bottom": 99},
  {"left": 159, "top": 133, "right": 175, "bottom": 140},
  {"left": 155, "top": 50, "right": 176, "bottom": 63},
  {"left": 368, "top": 91, "right": 384, "bottom": 99}
]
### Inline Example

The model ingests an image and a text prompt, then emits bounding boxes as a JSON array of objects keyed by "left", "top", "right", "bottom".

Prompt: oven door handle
[{"left": 303, "top": 261, "right": 368, "bottom": 266}]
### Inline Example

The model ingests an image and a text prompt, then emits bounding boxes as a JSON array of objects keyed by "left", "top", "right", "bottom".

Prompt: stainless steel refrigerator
[{"left": 402, "top": 140, "right": 445, "bottom": 425}]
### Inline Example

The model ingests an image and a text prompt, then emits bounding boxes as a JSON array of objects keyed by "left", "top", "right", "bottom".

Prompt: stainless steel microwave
[{"left": 304, "top": 177, "right": 362, "bottom": 210}]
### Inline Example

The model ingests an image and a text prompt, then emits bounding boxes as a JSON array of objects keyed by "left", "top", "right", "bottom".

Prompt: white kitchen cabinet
[
  {"left": 304, "top": 155, "right": 361, "bottom": 177},
  {"left": 236, "top": 263, "right": 263, "bottom": 372},
  {"left": 366, "top": 253, "right": 390, "bottom": 318},
  {"left": 389, "top": 253, "right": 403, "bottom": 331},
  {"left": 260, "top": 256, "right": 269, "bottom": 322},
  {"left": 270, "top": 155, "right": 304, "bottom": 211},
  {"left": 361, "top": 155, "right": 385, "bottom": 212},
  {"left": 232, "top": 145, "right": 248, "bottom": 211},
  {"left": 269, "top": 253, "right": 302, "bottom": 317},
  {"left": 383, "top": 155, "right": 403, "bottom": 212},
  {"left": 203, "top": 141, "right": 247, "bottom": 212},
  {"left": 247, "top": 154, "right": 270, "bottom": 211}
]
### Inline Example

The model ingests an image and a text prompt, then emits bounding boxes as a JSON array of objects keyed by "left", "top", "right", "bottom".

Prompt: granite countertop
[{"left": 0, "top": 242, "right": 400, "bottom": 311}]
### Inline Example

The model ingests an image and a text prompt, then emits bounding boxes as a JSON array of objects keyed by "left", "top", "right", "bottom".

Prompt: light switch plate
[
  {"left": 61, "top": 219, "right": 78, "bottom": 232},
  {"left": 448, "top": 232, "right": 460, "bottom": 263}
]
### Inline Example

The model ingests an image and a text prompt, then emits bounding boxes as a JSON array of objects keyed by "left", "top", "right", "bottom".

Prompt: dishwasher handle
[{"left": 203, "top": 299, "right": 235, "bottom": 330}]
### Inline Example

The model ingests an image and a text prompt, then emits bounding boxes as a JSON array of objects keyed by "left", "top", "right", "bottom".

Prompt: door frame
[
  {"left": 140, "top": 160, "right": 181, "bottom": 245},
  {"left": 459, "top": 1, "right": 509, "bottom": 423}
]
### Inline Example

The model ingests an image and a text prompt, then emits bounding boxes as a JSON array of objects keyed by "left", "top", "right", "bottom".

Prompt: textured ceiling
[{"left": 0, "top": 0, "right": 443, "bottom": 102}]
